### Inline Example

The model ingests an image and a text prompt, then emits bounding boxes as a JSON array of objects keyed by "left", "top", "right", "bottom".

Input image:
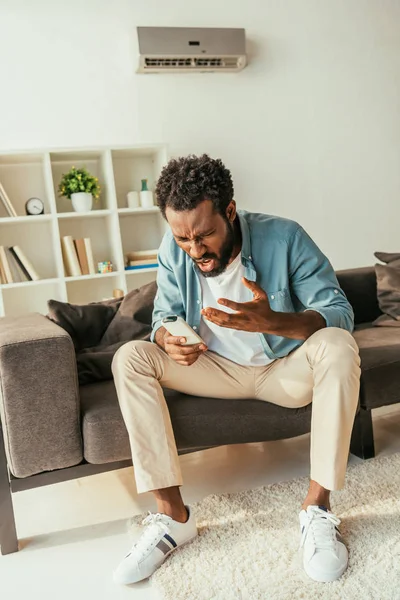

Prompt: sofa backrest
[{"left": 336, "top": 266, "right": 381, "bottom": 325}]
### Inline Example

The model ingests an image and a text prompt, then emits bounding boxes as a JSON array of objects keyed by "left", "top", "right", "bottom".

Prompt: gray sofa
[{"left": 0, "top": 266, "right": 397, "bottom": 555}]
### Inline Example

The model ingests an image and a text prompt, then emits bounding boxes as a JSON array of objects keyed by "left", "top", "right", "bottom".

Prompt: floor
[{"left": 1, "top": 404, "right": 399, "bottom": 600}]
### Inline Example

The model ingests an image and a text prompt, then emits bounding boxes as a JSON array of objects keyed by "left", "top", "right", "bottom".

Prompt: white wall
[{"left": 1, "top": 0, "right": 399, "bottom": 269}]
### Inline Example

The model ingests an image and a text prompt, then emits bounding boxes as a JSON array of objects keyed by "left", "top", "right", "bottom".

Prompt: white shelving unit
[{"left": 0, "top": 145, "right": 168, "bottom": 318}]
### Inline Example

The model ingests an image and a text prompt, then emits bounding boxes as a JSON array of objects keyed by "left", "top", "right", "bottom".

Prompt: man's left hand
[{"left": 201, "top": 277, "right": 276, "bottom": 332}]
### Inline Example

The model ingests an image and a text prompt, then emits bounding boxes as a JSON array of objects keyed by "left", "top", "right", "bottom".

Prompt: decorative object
[
  {"left": 149, "top": 453, "right": 400, "bottom": 600},
  {"left": 25, "top": 197, "right": 44, "bottom": 216},
  {"left": 58, "top": 166, "right": 101, "bottom": 213},
  {"left": 139, "top": 178, "right": 154, "bottom": 208},
  {"left": 127, "top": 191, "right": 140, "bottom": 209},
  {"left": 97, "top": 261, "right": 113, "bottom": 274}
]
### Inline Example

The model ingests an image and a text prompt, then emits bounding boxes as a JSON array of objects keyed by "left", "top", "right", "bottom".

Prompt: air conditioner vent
[
  {"left": 145, "top": 58, "right": 192, "bottom": 68},
  {"left": 144, "top": 56, "right": 242, "bottom": 71}
]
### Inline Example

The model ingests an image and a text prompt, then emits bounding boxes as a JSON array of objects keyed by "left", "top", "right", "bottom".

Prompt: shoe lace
[
  {"left": 300, "top": 508, "right": 341, "bottom": 551},
  {"left": 130, "top": 513, "right": 172, "bottom": 559}
]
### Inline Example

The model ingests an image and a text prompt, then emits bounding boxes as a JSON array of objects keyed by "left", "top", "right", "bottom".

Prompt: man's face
[{"left": 166, "top": 199, "right": 236, "bottom": 278}]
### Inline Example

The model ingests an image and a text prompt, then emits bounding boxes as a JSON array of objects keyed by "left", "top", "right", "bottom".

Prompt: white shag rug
[{"left": 146, "top": 453, "right": 400, "bottom": 600}]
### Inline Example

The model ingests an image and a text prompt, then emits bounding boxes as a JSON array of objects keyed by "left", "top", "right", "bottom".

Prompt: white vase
[
  {"left": 140, "top": 190, "right": 154, "bottom": 209},
  {"left": 71, "top": 192, "right": 93, "bottom": 212},
  {"left": 127, "top": 191, "right": 140, "bottom": 209}
]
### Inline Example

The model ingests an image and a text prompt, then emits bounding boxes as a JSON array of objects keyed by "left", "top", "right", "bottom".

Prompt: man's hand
[
  {"left": 155, "top": 326, "right": 208, "bottom": 366},
  {"left": 201, "top": 278, "right": 326, "bottom": 340},
  {"left": 201, "top": 277, "right": 275, "bottom": 333}
]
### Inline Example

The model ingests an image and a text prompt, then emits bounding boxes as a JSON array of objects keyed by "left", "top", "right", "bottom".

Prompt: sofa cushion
[
  {"left": 47, "top": 281, "right": 157, "bottom": 385},
  {"left": 373, "top": 262, "right": 400, "bottom": 326},
  {"left": 354, "top": 324, "right": 400, "bottom": 409},
  {"left": 80, "top": 379, "right": 312, "bottom": 465},
  {"left": 47, "top": 298, "right": 119, "bottom": 351}
]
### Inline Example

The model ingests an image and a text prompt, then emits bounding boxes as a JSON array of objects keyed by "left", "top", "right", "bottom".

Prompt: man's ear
[{"left": 226, "top": 200, "right": 236, "bottom": 223}]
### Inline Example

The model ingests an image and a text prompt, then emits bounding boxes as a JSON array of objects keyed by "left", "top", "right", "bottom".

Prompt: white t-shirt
[{"left": 199, "top": 253, "right": 274, "bottom": 367}]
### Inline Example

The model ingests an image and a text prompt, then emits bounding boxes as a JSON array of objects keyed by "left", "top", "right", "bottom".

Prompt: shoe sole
[{"left": 304, "top": 560, "right": 348, "bottom": 583}]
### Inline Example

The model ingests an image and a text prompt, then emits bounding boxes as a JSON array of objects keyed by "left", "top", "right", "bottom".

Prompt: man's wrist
[
  {"left": 154, "top": 326, "right": 166, "bottom": 350},
  {"left": 261, "top": 310, "right": 325, "bottom": 340}
]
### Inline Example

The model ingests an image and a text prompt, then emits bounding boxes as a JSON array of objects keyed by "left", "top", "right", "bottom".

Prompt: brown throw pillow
[
  {"left": 47, "top": 298, "right": 119, "bottom": 351},
  {"left": 99, "top": 280, "right": 157, "bottom": 346},
  {"left": 373, "top": 252, "right": 400, "bottom": 327}
]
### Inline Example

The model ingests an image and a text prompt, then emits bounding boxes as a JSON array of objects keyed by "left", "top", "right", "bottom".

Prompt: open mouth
[{"left": 196, "top": 258, "right": 217, "bottom": 272}]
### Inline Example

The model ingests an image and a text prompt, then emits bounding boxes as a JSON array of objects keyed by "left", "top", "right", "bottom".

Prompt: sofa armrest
[{"left": 0, "top": 313, "right": 82, "bottom": 478}]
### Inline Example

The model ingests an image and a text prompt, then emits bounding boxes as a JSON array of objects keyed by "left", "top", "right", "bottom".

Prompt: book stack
[
  {"left": 125, "top": 249, "right": 159, "bottom": 271},
  {"left": 61, "top": 236, "right": 96, "bottom": 277},
  {"left": 0, "top": 181, "right": 18, "bottom": 217},
  {"left": 0, "top": 245, "right": 41, "bottom": 284}
]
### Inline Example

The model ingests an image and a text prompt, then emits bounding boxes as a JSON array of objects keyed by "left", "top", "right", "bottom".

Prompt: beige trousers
[{"left": 112, "top": 327, "right": 361, "bottom": 494}]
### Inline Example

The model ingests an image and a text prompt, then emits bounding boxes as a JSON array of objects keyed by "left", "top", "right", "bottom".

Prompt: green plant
[{"left": 58, "top": 166, "right": 101, "bottom": 200}]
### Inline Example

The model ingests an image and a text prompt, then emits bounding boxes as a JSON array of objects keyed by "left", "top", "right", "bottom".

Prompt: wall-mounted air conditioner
[{"left": 137, "top": 27, "right": 247, "bottom": 74}]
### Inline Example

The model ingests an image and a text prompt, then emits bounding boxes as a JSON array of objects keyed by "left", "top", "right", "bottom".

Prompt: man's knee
[
  {"left": 112, "top": 340, "right": 156, "bottom": 375},
  {"left": 307, "top": 327, "right": 360, "bottom": 367}
]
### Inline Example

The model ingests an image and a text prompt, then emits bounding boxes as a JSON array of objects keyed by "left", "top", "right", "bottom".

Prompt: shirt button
[
  {"left": 271, "top": 295, "right": 275, "bottom": 300},
  {"left": 249, "top": 256, "right": 252, "bottom": 260},
  {"left": 193, "top": 326, "right": 198, "bottom": 330},
  {"left": 155, "top": 295, "right": 159, "bottom": 300},
  {"left": 334, "top": 289, "right": 339, "bottom": 294},
  {"left": 197, "top": 300, "right": 201, "bottom": 304}
]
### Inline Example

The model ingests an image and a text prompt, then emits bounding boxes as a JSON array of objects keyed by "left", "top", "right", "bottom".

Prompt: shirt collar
[{"left": 237, "top": 210, "right": 252, "bottom": 262}]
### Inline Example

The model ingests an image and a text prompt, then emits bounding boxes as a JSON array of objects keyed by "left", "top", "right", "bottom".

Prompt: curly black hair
[{"left": 155, "top": 154, "right": 234, "bottom": 218}]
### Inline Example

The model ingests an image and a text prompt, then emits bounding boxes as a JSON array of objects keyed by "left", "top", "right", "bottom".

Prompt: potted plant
[{"left": 58, "top": 166, "right": 101, "bottom": 212}]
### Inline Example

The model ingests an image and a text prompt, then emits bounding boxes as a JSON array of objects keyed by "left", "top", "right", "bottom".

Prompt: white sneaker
[
  {"left": 299, "top": 505, "right": 348, "bottom": 583},
  {"left": 113, "top": 506, "right": 197, "bottom": 585}
]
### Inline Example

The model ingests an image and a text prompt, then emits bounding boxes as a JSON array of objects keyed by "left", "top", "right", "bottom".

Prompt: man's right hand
[{"left": 155, "top": 327, "right": 208, "bottom": 366}]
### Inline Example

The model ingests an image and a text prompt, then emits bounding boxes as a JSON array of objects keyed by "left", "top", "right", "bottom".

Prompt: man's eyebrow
[{"left": 175, "top": 229, "right": 215, "bottom": 240}]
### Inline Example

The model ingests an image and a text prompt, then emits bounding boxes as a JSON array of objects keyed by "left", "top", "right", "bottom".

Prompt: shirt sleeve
[
  {"left": 288, "top": 226, "right": 354, "bottom": 332},
  {"left": 151, "top": 236, "right": 186, "bottom": 342}
]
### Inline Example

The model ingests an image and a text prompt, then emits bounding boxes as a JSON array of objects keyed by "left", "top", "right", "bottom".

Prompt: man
[{"left": 112, "top": 154, "right": 361, "bottom": 585}]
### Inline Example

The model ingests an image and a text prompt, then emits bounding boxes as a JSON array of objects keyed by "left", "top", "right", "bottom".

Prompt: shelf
[
  {"left": 111, "top": 146, "right": 167, "bottom": 210},
  {"left": 0, "top": 277, "right": 59, "bottom": 290},
  {"left": 125, "top": 267, "right": 158, "bottom": 275},
  {"left": 57, "top": 209, "right": 111, "bottom": 219},
  {"left": 0, "top": 214, "right": 53, "bottom": 224},
  {"left": 64, "top": 271, "right": 121, "bottom": 282},
  {"left": 0, "top": 144, "right": 168, "bottom": 317},
  {"left": 1, "top": 279, "right": 63, "bottom": 316},
  {"left": 0, "top": 154, "right": 50, "bottom": 218},
  {"left": 50, "top": 150, "right": 110, "bottom": 213},
  {"left": 118, "top": 207, "right": 159, "bottom": 216}
]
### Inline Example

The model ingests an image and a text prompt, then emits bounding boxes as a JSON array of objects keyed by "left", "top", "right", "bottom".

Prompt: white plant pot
[{"left": 71, "top": 192, "right": 93, "bottom": 212}]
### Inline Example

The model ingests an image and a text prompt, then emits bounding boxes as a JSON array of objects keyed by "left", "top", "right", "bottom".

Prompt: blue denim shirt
[{"left": 151, "top": 210, "right": 354, "bottom": 360}]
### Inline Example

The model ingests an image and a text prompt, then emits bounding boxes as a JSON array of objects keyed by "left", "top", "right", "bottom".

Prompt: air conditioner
[{"left": 136, "top": 27, "right": 247, "bottom": 74}]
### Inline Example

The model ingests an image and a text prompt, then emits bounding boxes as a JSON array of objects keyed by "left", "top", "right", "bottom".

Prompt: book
[
  {"left": 12, "top": 246, "right": 40, "bottom": 281},
  {"left": 0, "top": 253, "right": 7, "bottom": 284},
  {"left": 0, "top": 182, "right": 18, "bottom": 218},
  {"left": 125, "top": 263, "right": 158, "bottom": 271},
  {"left": 128, "top": 258, "right": 160, "bottom": 267},
  {"left": 74, "top": 238, "right": 90, "bottom": 275},
  {"left": 0, "top": 246, "right": 13, "bottom": 283},
  {"left": 84, "top": 238, "right": 96, "bottom": 275},
  {"left": 9, "top": 247, "right": 31, "bottom": 281},
  {"left": 61, "top": 236, "right": 82, "bottom": 277},
  {"left": 126, "top": 249, "right": 159, "bottom": 262}
]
